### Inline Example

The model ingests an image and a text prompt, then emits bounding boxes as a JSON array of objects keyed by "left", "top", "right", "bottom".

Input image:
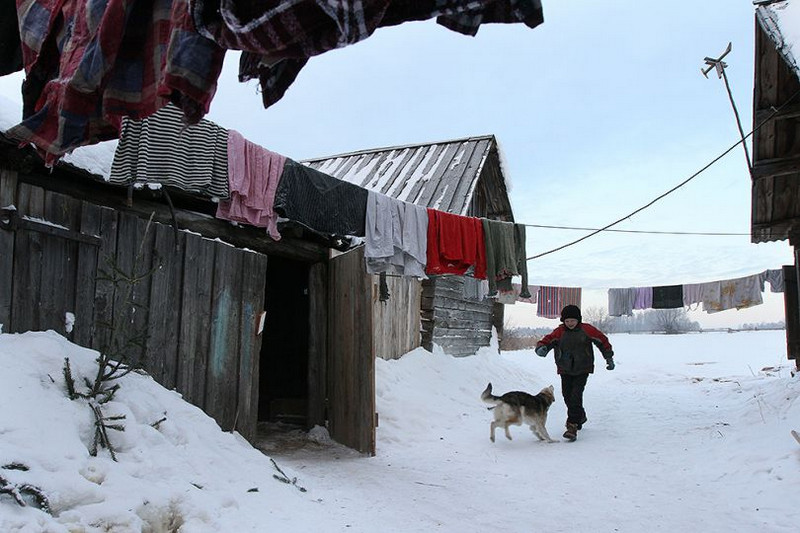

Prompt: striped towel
[
  {"left": 537, "top": 286, "right": 582, "bottom": 319},
  {"left": 109, "top": 104, "right": 229, "bottom": 199}
]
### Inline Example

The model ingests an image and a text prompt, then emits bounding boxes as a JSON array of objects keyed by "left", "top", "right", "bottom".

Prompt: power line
[
  {"left": 526, "top": 87, "right": 800, "bottom": 261},
  {"left": 524, "top": 223, "right": 748, "bottom": 236}
]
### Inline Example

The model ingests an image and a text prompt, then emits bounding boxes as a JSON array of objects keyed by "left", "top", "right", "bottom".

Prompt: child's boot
[{"left": 563, "top": 422, "right": 578, "bottom": 441}]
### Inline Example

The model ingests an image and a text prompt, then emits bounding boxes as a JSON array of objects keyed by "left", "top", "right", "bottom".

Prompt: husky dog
[{"left": 481, "top": 383, "right": 556, "bottom": 443}]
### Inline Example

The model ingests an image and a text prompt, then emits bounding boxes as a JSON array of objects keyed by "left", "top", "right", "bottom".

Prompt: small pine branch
[
  {"left": 63, "top": 358, "right": 78, "bottom": 400},
  {"left": 17, "top": 484, "right": 51, "bottom": 514},
  {"left": 0, "top": 473, "right": 51, "bottom": 514},
  {"left": 89, "top": 403, "right": 124, "bottom": 462},
  {"left": 2, "top": 463, "right": 29, "bottom": 471},
  {"left": 270, "top": 458, "right": 307, "bottom": 492}
]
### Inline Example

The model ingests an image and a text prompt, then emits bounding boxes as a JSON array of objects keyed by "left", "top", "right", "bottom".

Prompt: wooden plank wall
[
  {"left": 0, "top": 172, "right": 267, "bottom": 442},
  {"left": 3, "top": 181, "right": 99, "bottom": 339},
  {"left": 752, "top": 25, "right": 800, "bottom": 243},
  {"left": 421, "top": 275, "right": 494, "bottom": 357},
  {"left": 307, "top": 262, "right": 328, "bottom": 429},
  {"left": 0, "top": 170, "right": 16, "bottom": 329},
  {"left": 328, "top": 247, "right": 375, "bottom": 455},
  {"left": 372, "top": 274, "right": 422, "bottom": 361},
  {"left": 782, "top": 264, "right": 799, "bottom": 363}
]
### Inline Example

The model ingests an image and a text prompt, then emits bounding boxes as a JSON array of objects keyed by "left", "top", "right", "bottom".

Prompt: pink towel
[{"left": 216, "top": 130, "right": 287, "bottom": 240}]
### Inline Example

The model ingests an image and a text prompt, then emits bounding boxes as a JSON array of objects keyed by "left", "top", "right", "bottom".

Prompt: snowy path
[
  {"left": 2, "top": 330, "right": 797, "bottom": 532},
  {"left": 269, "top": 331, "right": 800, "bottom": 533}
]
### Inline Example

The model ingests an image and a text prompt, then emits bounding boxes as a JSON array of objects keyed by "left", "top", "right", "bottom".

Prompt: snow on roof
[
  {"left": 302, "top": 135, "right": 501, "bottom": 216},
  {"left": 756, "top": 0, "right": 800, "bottom": 79},
  {"left": 3, "top": 93, "right": 508, "bottom": 215},
  {"left": 1, "top": 95, "right": 117, "bottom": 180}
]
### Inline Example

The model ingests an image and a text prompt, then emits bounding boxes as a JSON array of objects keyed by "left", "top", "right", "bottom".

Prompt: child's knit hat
[{"left": 560, "top": 305, "right": 582, "bottom": 322}]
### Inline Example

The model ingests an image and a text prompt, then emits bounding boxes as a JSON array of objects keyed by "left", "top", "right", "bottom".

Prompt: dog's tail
[{"left": 481, "top": 382, "right": 501, "bottom": 407}]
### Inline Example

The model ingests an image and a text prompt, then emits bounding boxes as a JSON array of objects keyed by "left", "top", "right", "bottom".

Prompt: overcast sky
[{"left": 0, "top": 0, "right": 794, "bottom": 327}]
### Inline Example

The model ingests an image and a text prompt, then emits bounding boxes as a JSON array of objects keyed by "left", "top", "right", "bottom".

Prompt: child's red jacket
[{"left": 536, "top": 323, "right": 614, "bottom": 375}]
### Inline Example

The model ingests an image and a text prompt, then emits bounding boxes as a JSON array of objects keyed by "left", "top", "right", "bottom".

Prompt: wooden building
[
  {"left": 752, "top": 0, "right": 800, "bottom": 368},
  {"left": 304, "top": 135, "right": 516, "bottom": 357},
  {"left": 0, "top": 125, "right": 384, "bottom": 454}
]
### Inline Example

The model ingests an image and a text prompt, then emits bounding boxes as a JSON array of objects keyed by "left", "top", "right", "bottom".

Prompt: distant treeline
[{"left": 504, "top": 307, "right": 785, "bottom": 347}]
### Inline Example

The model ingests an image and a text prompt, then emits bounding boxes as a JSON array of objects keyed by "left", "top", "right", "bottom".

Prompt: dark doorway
[{"left": 259, "top": 256, "right": 310, "bottom": 426}]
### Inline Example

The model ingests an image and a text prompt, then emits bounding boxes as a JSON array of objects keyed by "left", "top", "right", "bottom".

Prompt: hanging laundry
[
  {"left": 537, "top": 286, "right": 581, "bottom": 319},
  {"left": 482, "top": 219, "right": 531, "bottom": 299},
  {"left": 652, "top": 285, "right": 684, "bottom": 309},
  {"left": 364, "top": 191, "right": 428, "bottom": 279},
  {"left": 633, "top": 287, "right": 653, "bottom": 310},
  {"left": 192, "top": 1, "right": 545, "bottom": 110},
  {"left": 495, "top": 283, "right": 517, "bottom": 305},
  {"left": 682, "top": 283, "right": 706, "bottom": 308},
  {"left": 425, "top": 209, "right": 487, "bottom": 279},
  {"left": 513, "top": 283, "right": 539, "bottom": 304},
  {"left": 216, "top": 130, "right": 286, "bottom": 240},
  {"left": 703, "top": 274, "right": 763, "bottom": 313},
  {"left": 765, "top": 269, "right": 785, "bottom": 293},
  {"left": 608, "top": 288, "right": 636, "bottom": 317},
  {"left": 110, "top": 104, "right": 229, "bottom": 199},
  {"left": 8, "top": 0, "right": 226, "bottom": 165},
  {"left": 561, "top": 287, "right": 582, "bottom": 308},
  {"left": 273, "top": 160, "right": 369, "bottom": 237}
]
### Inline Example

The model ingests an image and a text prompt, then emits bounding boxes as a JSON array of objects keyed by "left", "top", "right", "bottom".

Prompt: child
[{"left": 535, "top": 305, "right": 614, "bottom": 441}]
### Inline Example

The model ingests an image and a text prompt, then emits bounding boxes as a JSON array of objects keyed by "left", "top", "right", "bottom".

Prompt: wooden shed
[
  {"left": 752, "top": 0, "right": 800, "bottom": 368},
  {"left": 0, "top": 127, "right": 387, "bottom": 454},
  {"left": 304, "top": 135, "right": 516, "bottom": 357}
]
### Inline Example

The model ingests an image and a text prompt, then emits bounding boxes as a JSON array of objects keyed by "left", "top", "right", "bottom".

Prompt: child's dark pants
[{"left": 560, "top": 373, "right": 589, "bottom": 425}]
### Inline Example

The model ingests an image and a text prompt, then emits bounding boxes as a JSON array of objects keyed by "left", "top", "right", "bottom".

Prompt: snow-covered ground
[{"left": 1, "top": 329, "right": 798, "bottom": 532}]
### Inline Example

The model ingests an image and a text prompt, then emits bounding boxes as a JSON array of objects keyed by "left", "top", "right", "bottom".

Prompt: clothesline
[
  {"left": 522, "top": 223, "right": 749, "bottom": 236},
  {"left": 107, "top": 105, "right": 790, "bottom": 321},
  {"left": 526, "top": 87, "right": 800, "bottom": 261},
  {"left": 507, "top": 268, "right": 785, "bottom": 318},
  {"left": 109, "top": 104, "right": 532, "bottom": 299},
  {"left": 108, "top": 104, "right": 791, "bottom": 322}
]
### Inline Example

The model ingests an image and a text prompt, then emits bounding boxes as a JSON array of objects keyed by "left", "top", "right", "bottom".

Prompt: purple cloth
[{"left": 633, "top": 287, "right": 653, "bottom": 310}]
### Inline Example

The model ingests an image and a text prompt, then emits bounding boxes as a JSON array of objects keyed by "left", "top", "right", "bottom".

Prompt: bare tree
[
  {"left": 582, "top": 306, "right": 615, "bottom": 333},
  {"left": 649, "top": 309, "right": 699, "bottom": 334}
]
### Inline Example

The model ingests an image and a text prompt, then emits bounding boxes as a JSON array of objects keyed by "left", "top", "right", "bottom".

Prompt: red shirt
[{"left": 425, "top": 209, "right": 487, "bottom": 279}]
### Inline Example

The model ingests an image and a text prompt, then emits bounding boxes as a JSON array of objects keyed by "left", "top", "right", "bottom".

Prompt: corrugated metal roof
[
  {"left": 756, "top": 0, "right": 800, "bottom": 80},
  {"left": 301, "top": 135, "right": 498, "bottom": 216}
]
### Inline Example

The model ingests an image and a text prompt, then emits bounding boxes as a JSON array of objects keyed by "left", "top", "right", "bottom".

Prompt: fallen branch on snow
[{"left": 270, "top": 458, "right": 307, "bottom": 492}]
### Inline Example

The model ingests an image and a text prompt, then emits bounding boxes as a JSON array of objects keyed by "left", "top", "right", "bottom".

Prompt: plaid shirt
[
  {"left": 195, "top": 0, "right": 545, "bottom": 108},
  {"left": 8, "top": 0, "right": 225, "bottom": 165},
  {"left": 7, "top": 0, "right": 542, "bottom": 163}
]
